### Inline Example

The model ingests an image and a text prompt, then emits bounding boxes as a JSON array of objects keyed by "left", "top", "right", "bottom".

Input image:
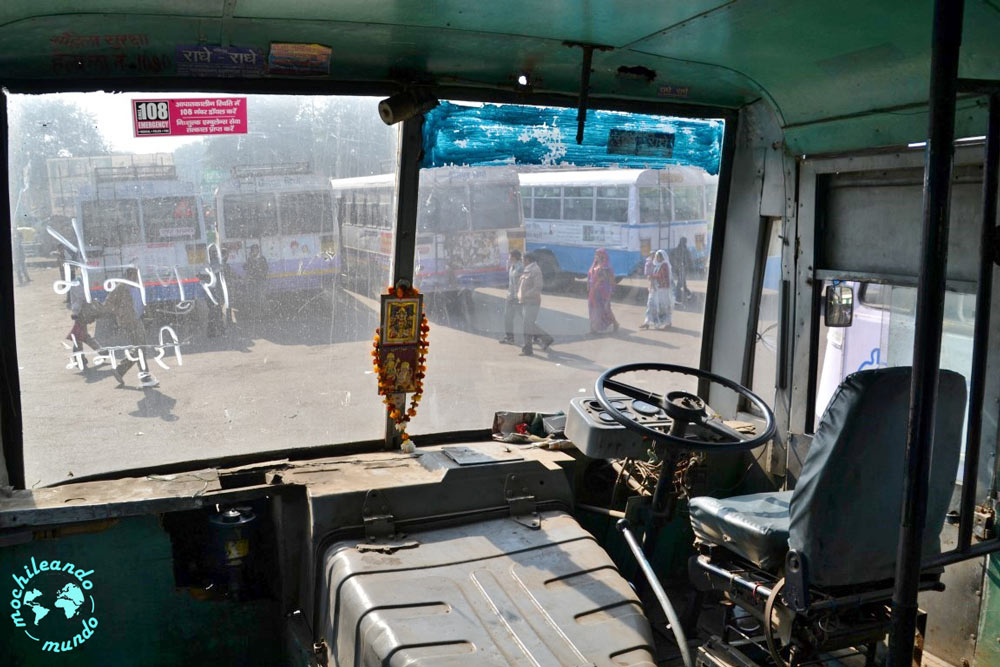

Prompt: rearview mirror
[{"left": 824, "top": 284, "right": 854, "bottom": 327}]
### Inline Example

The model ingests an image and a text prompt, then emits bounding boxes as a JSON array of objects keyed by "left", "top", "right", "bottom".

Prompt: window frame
[{"left": 0, "top": 84, "right": 737, "bottom": 489}]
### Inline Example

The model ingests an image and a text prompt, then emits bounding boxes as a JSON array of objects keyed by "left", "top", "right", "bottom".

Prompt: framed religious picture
[
  {"left": 377, "top": 345, "right": 420, "bottom": 393},
  {"left": 381, "top": 295, "right": 422, "bottom": 346}
]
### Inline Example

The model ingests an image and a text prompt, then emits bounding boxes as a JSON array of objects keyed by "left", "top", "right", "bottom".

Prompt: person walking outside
[
  {"left": 221, "top": 248, "right": 236, "bottom": 328},
  {"left": 14, "top": 230, "right": 31, "bottom": 285},
  {"left": 587, "top": 248, "right": 619, "bottom": 335},
  {"left": 517, "top": 252, "right": 554, "bottom": 356},
  {"left": 640, "top": 249, "right": 673, "bottom": 330},
  {"left": 205, "top": 245, "right": 234, "bottom": 337},
  {"left": 245, "top": 244, "right": 269, "bottom": 324},
  {"left": 66, "top": 266, "right": 103, "bottom": 368},
  {"left": 498, "top": 249, "right": 524, "bottom": 345},
  {"left": 105, "top": 267, "right": 159, "bottom": 387},
  {"left": 669, "top": 236, "right": 694, "bottom": 305}
]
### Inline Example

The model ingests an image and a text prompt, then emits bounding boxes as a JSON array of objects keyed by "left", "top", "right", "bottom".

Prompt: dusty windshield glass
[
  {"left": 9, "top": 94, "right": 723, "bottom": 485},
  {"left": 406, "top": 103, "right": 724, "bottom": 436},
  {"left": 8, "top": 92, "right": 397, "bottom": 485}
]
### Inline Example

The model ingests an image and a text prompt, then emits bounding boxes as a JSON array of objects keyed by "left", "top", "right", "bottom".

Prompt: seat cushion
[{"left": 689, "top": 491, "right": 792, "bottom": 570}]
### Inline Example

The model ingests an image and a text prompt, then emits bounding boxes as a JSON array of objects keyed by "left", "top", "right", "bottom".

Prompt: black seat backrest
[{"left": 788, "top": 367, "right": 966, "bottom": 587}]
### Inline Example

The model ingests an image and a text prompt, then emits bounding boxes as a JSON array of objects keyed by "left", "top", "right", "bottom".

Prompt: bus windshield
[
  {"left": 7, "top": 91, "right": 723, "bottom": 485},
  {"left": 278, "top": 192, "right": 333, "bottom": 235}
]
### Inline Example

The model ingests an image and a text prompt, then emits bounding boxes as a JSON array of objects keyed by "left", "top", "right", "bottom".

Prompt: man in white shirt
[{"left": 516, "top": 252, "right": 554, "bottom": 356}]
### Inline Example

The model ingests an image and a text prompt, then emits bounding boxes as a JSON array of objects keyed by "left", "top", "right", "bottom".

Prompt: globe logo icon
[{"left": 9, "top": 557, "right": 98, "bottom": 653}]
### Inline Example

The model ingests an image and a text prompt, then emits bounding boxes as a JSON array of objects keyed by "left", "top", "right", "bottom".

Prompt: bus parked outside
[
  {"left": 215, "top": 163, "right": 338, "bottom": 294},
  {"left": 73, "top": 164, "right": 209, "bottom": 312},
  {"left": 519, "top": 167, "right": 717, "bottom": 281},
  {"left": 332, "top": 166, "right": 524, "bottom": 297}
]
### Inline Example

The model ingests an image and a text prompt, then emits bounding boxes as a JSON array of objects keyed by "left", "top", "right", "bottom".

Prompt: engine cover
[{"left": 321, "top": 511, "right": 655, "bottom": 666}]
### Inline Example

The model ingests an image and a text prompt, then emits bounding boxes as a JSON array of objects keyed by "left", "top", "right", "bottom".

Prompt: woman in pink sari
[{"left": 587, "top": 248, "right": 619, "bottom": 334}]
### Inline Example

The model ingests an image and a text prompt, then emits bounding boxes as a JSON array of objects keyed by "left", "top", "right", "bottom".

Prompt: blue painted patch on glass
[{"left": 421, "top": 103, "right": 724, "bottom": 175}]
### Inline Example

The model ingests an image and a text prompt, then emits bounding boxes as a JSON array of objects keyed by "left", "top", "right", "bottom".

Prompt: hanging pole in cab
[
  {"left": 888, "top": 0, "right": 964, "bottom": 664},
  {"left": 957, "top": 88, "right": 999, "bottom": 551},
  {"left": 384, "top": 114, "right": 423, "bottom": 449},
  {"left": 565, "top": 42, "right": 612, "bottom": 145}
]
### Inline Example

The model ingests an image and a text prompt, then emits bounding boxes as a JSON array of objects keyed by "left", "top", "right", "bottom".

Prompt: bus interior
[{"left": 2, "top": 3, "right": 1000, "bottom": 666}]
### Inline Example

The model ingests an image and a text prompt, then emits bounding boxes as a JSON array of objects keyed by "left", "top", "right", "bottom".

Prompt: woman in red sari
[{"left": 587, "top": 248, "right": 619, "bottom": 334}]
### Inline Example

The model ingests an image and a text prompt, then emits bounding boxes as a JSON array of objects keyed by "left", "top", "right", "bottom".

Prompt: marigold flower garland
[{"left": 371, "top": 284, "right": 430, "bottom": 450}]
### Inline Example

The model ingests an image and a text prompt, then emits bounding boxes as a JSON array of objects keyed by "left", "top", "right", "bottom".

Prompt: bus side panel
[
  {"left": 414, "top": 231, "right": 507, "bottom": 293},
  {"left": 264, "top": 234, "right": 333, "bottom": 292}
]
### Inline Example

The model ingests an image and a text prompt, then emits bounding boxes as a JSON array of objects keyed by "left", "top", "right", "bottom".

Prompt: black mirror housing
[{"left": 825, "top": 284, "right": 854, "bottom": 327}]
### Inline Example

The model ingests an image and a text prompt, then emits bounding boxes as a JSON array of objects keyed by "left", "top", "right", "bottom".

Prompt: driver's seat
[{"left": 689, "top": 366, "right": 966, "bottom": 586}]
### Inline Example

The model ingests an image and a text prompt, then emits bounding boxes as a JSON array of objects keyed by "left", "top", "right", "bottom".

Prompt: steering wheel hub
[{"left": 664, "top": 391, "right": 708, "bottom": 422}]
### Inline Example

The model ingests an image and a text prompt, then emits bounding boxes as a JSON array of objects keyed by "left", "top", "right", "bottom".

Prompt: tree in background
[{"left": 7, "top": 96, "right": 109, "bottom": 222}]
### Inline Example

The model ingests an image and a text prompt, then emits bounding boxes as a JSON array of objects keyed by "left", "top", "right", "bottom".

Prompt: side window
[
  {"left": 748, "top": 219, "right": 782, "bottom": 412},
  {"left": 673, "top": 185, "right": 703, "bottom": 220},
  {"left": 533, "top": 187, "right": 561, "bottom": 219},
  {"left": 595, "top": 186, "right": 628, "bottom": 222},
  {"left": 224, "top": 194, "right": 277, "bottom": 239},
  {"left": 639, "top": 187, "right": 661, "bottom": 223},
  {"left": 562, "top": 186, "right": 594, "bottom": 221},
  {"left": 814, "top": 280, "right": 973, "bottom": 431}
]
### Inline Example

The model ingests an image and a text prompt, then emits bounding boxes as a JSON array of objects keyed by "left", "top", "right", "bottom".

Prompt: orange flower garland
[{"left": 371, "top": 284, "right": 430, "bottom": 446}]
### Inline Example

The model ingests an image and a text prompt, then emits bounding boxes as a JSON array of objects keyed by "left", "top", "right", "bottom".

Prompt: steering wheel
[{"left": 595, "top": 362, "right": 775, "bottom": 453}]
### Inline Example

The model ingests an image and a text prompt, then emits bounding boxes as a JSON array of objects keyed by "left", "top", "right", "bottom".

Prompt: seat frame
[{"left": 688, "top": 543, "right": 943, "bottom": 666}]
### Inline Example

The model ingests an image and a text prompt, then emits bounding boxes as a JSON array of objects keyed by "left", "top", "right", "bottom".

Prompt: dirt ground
[{"left": 13, "top": 259, "right": 710, "bottom": 486}]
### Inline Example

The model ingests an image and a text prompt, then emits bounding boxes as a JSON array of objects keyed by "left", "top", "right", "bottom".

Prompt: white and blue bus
[
  {"left": 331, "top": 166, "right": 524, "bottom": 296},
  {"left": 216, "top": 164, "right": 339, "bottom": 294},
  {"left": 518, "top": 167, "right": 717, "bottom": 280},
  {"left": 74, "top": 165, "right": 210, "bottom": 310}
]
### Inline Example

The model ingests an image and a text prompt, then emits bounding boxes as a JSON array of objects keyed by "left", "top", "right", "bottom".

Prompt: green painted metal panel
[
  {"left": 232, "top": 0, "right": 733, "bottom": 47},
  {"left": 0, "top": 516, "right": 281, "bottom": 666},
  {"left": 976, "top": 553, "right": 1000, "bottom": 665},
  {"left": 0, "top": 2, "right": 997, "bottom": 169}
]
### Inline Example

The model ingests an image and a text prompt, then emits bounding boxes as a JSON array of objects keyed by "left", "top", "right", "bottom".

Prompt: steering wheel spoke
[
  {"left": 595, "top": 362, "right": 775, "bottom": 453},
  {"left": 699, "top": 415, "right": 751, "bottom": 443},
  {"left": 602, "top": 378, "right": 666, "bottom": 408}
]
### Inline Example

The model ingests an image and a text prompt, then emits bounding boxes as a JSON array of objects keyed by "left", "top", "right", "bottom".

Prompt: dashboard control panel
[{"left": 565, "top": 396, "right": 673, "bottom": 459}]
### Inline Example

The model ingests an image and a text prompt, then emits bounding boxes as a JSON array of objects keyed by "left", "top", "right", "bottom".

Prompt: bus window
[
  {"left": 522, "top": 187, "right": 533, "bottom": 218},
  {"left": 143, "top": 196, "right": 199, "bottom": 243},
  {"left": 596, "top": 186, "right": 629, "bottom": 223},
  {"left": 421, "top": 185, "right": 468, "bottom": 232},
  {"left": 532, "top": 187, "right": 561, "bottom": 219},
  {"left": 749, "top": 220, "right": 782, "bottom": 411},
  {"left": 80, "top": 199, "right": 141, "bottom": 247},
  {"left": 279, "top": 192, "right": 332, "bottom": 235},
  {"left": 815, "top": 280, "right": 974, "bottom": 432},
  {"left": 223, "top": 194, "right": 278, "bottom": 239},
  {"left": 563, "top": 186, "right": 595, "bottom": 221},
  {"left": 378, "top": 189, "right": 394, "bottom": 229},
  {"left": 471, "top": 184, "right": 520, "bottom": 229},
  {"left": 705, "top": 183, "right": 718, "bottom": 221},
  {"left": 639, "top": 187, "right": 661, "bottom": 223},
  {"left": 661, "top": 188, "right": 674, "bottom": 222},
  {"left": 673, "top": 185, "right": 703, "bottom": 220}
]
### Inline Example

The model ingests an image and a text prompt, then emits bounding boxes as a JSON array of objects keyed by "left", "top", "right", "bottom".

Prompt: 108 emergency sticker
[{"left": 133, "top": 98, "right": 248, "bottom": 137}]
